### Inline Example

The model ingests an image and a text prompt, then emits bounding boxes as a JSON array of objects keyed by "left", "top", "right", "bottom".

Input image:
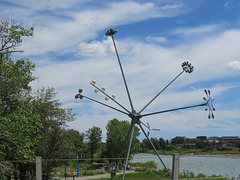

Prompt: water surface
[{"left": 131, "top": 153, "right": 240, "bottom": 177}]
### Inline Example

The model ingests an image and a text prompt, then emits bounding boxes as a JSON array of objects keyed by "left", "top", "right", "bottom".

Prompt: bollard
[
  {"left": 172, "top": 153, "right": 180, "bottom": 180},
  {"left": 36, "top": 156, "right": 42, "bottom": 180}
]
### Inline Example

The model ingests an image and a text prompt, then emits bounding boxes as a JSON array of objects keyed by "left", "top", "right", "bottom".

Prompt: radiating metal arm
[
  {"left": 141, "top": 102, "right": 207, "bottom": 117},
  {"left": 139, "top": 71, "right": 184, "bottom": 114},
  {"left": 139, "top": 61, "right": 194, "bottom": 114},
  {"left": 90, "top": 82, "right": 131, "bottom": 114},
  {"left": 75, "top": 93, "right": 129, "bottom": 116},
  {"left": 106, "top": 29, "right": 134, "bottom": 112},
  {"left": 139, "top": 123, "right": 171, "bottom": 176}
]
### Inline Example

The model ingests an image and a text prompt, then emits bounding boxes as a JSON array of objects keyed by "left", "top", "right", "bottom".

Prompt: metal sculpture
[{"left": 75, "top": 29, "right": 215, "bottom": 180}]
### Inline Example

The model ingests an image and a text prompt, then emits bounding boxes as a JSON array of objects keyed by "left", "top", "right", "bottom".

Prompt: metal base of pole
[
  {"left": 112, "top": 119, "right": 171, "bottom": 180},
  {"left": 122, "top": 123, "right": 135, "bottom": 180}
]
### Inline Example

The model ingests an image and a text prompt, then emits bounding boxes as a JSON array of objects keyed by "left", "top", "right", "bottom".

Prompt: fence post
[
  {"left": 172, "top": 153, "right": 180, "bottom": 180},
  {"left": 36, "top": 156, "right": 42, "bottom": 180}
]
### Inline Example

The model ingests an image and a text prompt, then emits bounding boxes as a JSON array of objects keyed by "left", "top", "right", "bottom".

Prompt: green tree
[
  {"left": 140, "top": 138, "right": 151, "bottom": 152},
  {"left": 171, "top": 136, "right": 185, "bottom": 145},
  {"left": 64, "top": 129, "right": 85, "bottom": 157},
  {"left": 150, "top": 137, "right": 161, "bottom": 150},
  {"left": 195, "top": 140, "right": 207, "bottom": 149},
  {"left": 159, "top": 137, "right": 166, "bottom": 150},
  {"left": 165, "top": 145, "right": 177, "bottom": 151},
  {"left": 85, "top": 126, "right": 102, "bottom": 162},
  {"left": 0, "top": 20, "right": 40, "bottom": 180},
  {"left": 105, "top": 118, "right": 141, "bottom": 165},
  {"left": 32, "top": 87, "right": 76, "bottom": 179},
  {"left": 0, "top": 20, "right": 33, "bottom": 54},
  {"left": 140, "top": 137, "right": 168, "bottom": 152}
]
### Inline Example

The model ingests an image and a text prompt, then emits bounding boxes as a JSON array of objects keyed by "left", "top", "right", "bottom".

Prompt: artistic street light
[{"left": 75, "top": 29, "right": 215, "bottom": 180}]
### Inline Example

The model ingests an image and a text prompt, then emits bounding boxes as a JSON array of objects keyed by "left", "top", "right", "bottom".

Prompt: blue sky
[{"left": 1, "top": 0, "right": 240, "bottom": 140}]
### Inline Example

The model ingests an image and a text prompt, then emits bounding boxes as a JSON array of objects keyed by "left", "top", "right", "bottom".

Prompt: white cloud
[
  {"left": 16, "top": 1, "right": 190, "bottom": 56},
  {"left": 8, "top": 0, "right": 80, "bottom": 11},
  {"left": 67, "top": 108, "right": 240, "bottom": 136},
  {"left": 31, "top": 28, "right": 240, "bottom": 106},
  {"left": 146, "top": 36, "right": 167, "bottom": 43},
  {"left": 226, "top": 61, "right": 240, "bottom": 71},
  {"left": 2, "top": 0, "right": 240, "bottom": 137},
  {"left": 78, "top": 37, "right": 114, "bottom": 57},
  {"left": 30, "top": 26, "right": 240, "bottom": 136},
  {"left": 172, "top": 24, "right": 223, "bottom": 36}
]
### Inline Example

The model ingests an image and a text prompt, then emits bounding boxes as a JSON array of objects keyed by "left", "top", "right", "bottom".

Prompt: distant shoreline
[
  {"left": 135, "top": 152, "right": 240, "bottom": 159},
  {"left": 182, "top": 154, "right": 240, "bottom": 159}
]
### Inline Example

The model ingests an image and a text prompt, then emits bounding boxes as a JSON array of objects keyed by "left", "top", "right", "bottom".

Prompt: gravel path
[{"left": 60, "top": 171, "right": 133, "bottom": 180}]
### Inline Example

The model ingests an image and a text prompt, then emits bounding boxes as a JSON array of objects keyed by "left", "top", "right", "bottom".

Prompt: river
[{"left": 130, "top": 153, "right": 240, "bottom": 177}]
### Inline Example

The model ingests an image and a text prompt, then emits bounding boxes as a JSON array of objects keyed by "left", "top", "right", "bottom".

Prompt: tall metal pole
[{"left": 122, "top": 122, "right": 135, "bottom": 180}]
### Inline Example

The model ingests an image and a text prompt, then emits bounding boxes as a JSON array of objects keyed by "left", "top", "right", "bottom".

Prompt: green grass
[{"left": 99, "top": 168, "right": 233, "bottom": 180}]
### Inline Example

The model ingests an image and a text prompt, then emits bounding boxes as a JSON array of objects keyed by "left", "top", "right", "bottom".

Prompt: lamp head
[
  {"left": 75, "top": 94, "right": 84, "bottom": 100},
  {"left": 182, "top": 61, "right": 194, "bottom": 74},
  {"left": 105, "top": 29, "right": 118, "bottom": 36},
  {"left": 75, "top": 94, "right": 79, "bottom": 99}
]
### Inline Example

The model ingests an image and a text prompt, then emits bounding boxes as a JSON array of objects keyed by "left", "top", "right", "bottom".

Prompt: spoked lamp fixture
[{"left": 75, "top": 28, "right": 215, "bottom": 180}]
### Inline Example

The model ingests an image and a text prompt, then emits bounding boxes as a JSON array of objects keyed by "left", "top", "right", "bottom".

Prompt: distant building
[
  {"left": 208, "top": 136, "right": 221, "bottom": 140},
  {"left": 208, "top": 136, "right": 240, "bottom": 146},
  {"left": 221, "top": 136, "right": 240, "bottom": 144}
]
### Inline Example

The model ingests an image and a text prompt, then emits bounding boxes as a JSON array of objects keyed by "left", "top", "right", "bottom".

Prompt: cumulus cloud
[
  {"left": 78, "top": 37, "right": 114, "bottom": 57},
  {"left": 14, "top": 1, "right": 191, "bottom": 56}
]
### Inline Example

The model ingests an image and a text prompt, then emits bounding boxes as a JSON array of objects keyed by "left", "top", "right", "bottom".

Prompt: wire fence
[{"left": 1, "top": 156, "right": 240, "bottom": 180}]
